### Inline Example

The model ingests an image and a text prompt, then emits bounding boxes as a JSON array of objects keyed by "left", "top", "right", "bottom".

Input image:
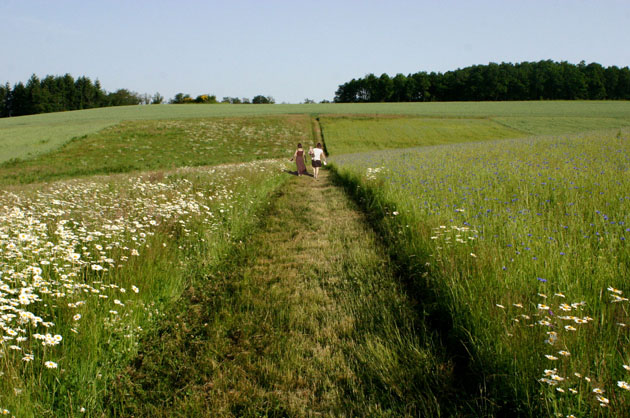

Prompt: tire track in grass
[{"left": 112, "top": 169, "right": 455, "bottom": 416}]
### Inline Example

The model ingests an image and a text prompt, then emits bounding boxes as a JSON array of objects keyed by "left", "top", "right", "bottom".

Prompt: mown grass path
[{"left": 112, "top": 169, "right": 454, "bottom": 417}]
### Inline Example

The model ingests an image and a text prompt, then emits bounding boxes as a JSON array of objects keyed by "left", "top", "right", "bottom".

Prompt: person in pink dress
[{"left": 290, "top": 143, "right": 308, "bottom": 176}]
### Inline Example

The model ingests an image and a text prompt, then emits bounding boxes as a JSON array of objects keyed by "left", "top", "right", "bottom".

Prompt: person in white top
[{"left": 310, "top": 142, "right": 327, "bottom": 180}]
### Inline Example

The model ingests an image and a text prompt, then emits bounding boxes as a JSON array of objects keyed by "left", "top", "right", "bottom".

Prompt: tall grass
[
  {"left": 329, "top": 129, "right": 630, "bottom": 416},
  {"left": 110, "top": 170, "right": 457, "bottom": 417},
  {"left": 0, "top": 160, "right": 289, "bottom": 416}
]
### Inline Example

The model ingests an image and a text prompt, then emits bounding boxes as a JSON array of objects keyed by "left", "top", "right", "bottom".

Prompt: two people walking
[{"left": 290, "top": 143, "right": 327, "bottom": 179}]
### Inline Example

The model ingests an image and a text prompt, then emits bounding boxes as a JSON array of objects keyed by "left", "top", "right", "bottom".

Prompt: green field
[
  {"left": 494, "top": 116, "right": 630, "bottom": 135},
  {"left": 2, "top": 101, "right": 630, "bottom": 416},
  {"left": 321, "top": 115, "right": 526, "bottom": 155},
  {"left": 2, "top": 101, "right": 630, "bottom": 162}
]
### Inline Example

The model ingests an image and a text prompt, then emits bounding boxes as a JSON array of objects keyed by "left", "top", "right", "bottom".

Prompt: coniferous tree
[
  {"left": 94, "top": 80, "right": 107, "bottom": 107},
  {"left": 0, "top": 73, "right": 142, "bottom": 117},
  {"left": 0, "top": 83, "right": 9, "bottom": 117},
  {"left": 60, "top": 73, "right": 76, "bottom": 110},
  {"left": 10, "top": 82, "right": 28, "bottom": 116}
]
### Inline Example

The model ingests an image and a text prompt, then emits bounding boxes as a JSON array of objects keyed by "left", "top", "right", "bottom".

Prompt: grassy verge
[
  {"left": 108, "top": 170, "right": 464, "bottom": 416},
  {"left": 328, "top": 129, "right": 630, "bottom": 416},
  {"left": 0, "top": 161, "right": 289, "bottom": 416}
]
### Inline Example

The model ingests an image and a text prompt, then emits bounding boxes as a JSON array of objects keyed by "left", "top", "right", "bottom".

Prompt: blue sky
[{"left": 2, "top": 0, "right": 629, "bottom": 103}]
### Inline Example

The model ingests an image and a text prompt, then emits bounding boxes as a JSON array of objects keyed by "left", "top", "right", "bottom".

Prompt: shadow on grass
[
  {"left": 327, "top": 166, "right": 532, "bottom": 417},
  {"left": 282, "top": 169, "right": 314, "bottom": 177}
]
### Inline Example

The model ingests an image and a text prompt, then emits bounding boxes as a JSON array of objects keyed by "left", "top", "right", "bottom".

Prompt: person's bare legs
[{"left": 313, "top": 167, "right": 319, "bottom": 179}]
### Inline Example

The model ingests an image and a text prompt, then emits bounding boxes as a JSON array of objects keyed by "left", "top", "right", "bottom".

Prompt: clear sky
[{"left": 2, "top": 0, "right": 629, "bottom": 103}]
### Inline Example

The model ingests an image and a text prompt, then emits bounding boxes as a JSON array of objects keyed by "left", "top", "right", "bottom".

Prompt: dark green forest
[
  {"left": 0, "top": 74, "right": 154, "bottom": 118},
  {"left": 334, "top": 60, "right": 630, "bottom": 102}
]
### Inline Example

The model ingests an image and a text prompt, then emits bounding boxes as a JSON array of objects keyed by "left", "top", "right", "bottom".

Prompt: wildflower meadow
[
  {"left": 330, "top": 128, "right": 630, "bottom": 416},
  {"left": 3, "top": 101, "right": 630, "bottom": 416},
  {"left": 0, "top": 159, "right": 287, "bottom": 416}
]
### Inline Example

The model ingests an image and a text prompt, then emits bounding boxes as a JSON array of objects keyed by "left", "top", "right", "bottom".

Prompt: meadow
[
  {"left": 328, "top": 119, "right": 630, "bottom": 416},
  {"left": 0, "top": 110, "right": 312, "bottom": 415},
  {"left": 2, "top": 100, "right": 630, "bottom": 162},
  {"left": 2, "top": 101, "right": 630, "bottom": 416},
  {"left": 0, "top": 160, "right": 292, "bottom": 416},
  {"left": 0, "top": 115, "right": 310, "bottom": 185}
]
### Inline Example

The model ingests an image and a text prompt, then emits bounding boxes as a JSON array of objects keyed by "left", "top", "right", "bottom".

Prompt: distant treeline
[
  {"left": 334, "top": 60, "right": 630, "bottom": 102},
  {"left": 0, "top": 74, "right": 164, "bottom": 118},
  {"left": 170, "top": 94, "right": 275, "bottom": 104},
  {"left": 0, "top": 73, "right": 279, "bottom": 118}
]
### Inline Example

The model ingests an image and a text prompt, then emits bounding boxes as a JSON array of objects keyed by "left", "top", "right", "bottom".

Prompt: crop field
[
  {"left": 320, "top": 115, "right": 526, "bottom": 155},
  {"left": 329, "top": 122, "right": 630, "bottom": 416},
  {"left": 493, "top": 116, "right": 630, "bottom": 136},
  {"left": 0, "top": 120, "right": 118, "bottom": 165},
  {"left": 2, "top": 101, "right": 630, "bottom": 416},
  {"left": 2, "top": 101, "right": 630, "bottom": 163}
]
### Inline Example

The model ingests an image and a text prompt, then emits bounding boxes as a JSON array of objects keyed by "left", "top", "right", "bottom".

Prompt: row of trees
[
  {"left": 170, "top": 93, "right": 218, "bottom": 104},
  {"left": 0, "top": 74, "right": 166, "bottom": 118},
  {"left": 334, "top": 61, "right": 630, "bottom": 102},
  {"left": 170, "top": 94, "right": 275, "bottom": 104},
  {"left": 222, "top": 95, "right": 276, "bottom": 104}
]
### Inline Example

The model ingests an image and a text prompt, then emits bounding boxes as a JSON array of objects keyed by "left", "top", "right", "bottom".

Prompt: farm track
[{"left": 112, "top": 169, "right": 452, "bottom": 416}]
